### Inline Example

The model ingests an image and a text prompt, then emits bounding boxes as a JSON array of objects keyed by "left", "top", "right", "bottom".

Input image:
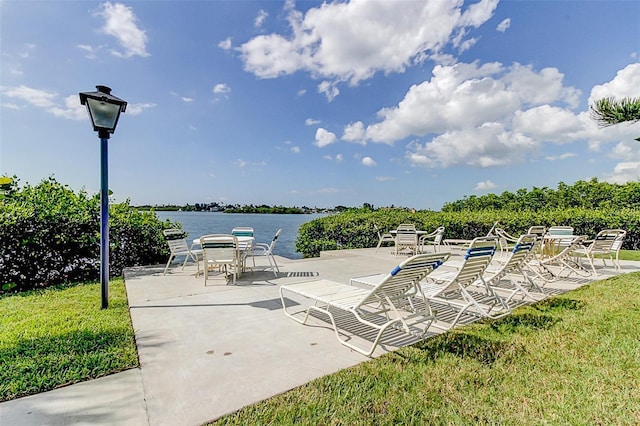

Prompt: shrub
[
  {"left": 0, "top": 177, "right": 176, "bottom": 293},
  {"left": 295, "top": 208, "right": 640, "bottom": 258}
]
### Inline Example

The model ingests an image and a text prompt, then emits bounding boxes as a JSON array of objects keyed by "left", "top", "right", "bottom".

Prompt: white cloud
[
  {"left": 126, "top": 103, "right": 156, "bottom": 115},
  {"left": 336, "top": 153, "right": 344, "bottom": 162},
  {"left": 474, "top": 180, "right": 496, "bottom": 190},
  {"left": 496, "top": 18, "right": 510, "bottom": 32},
  {"left": 240, "top": 0, "right": 498, "bottom": 92},
  {"left": 314, "top": 128, "right": 337, "bottom": 147},
  {"left": 406, "top": 122, "right": 538, "bottom": 168},
  {"left": 376, "top": 176, "right": 396, "bottom": 182},
  {"left": 589, "top": 62, "right": 640, "bottom": 105},
  {"left": 545, "top": 152, "right": 577, "bottom": 161},
  {"left": 213, "top": 83, "right": 231, "bottom": 94},
  {"left": 218, "top": 38, "right": 232, "bottom": 50},
  {"left": 605, "top": 162, "right": 640, "bottom": 184},
  {"left": 0, "top": 85, "right": 85, "bottom": 120},
  {"left": 181, "top": 97, "right": 193, "bottom": 103},
  {"left": 305, "top": 118, "right": 320, "bottom": 126},
  {"left": 1, "top": 85, "right": 156, "bottom": 119},
  {"left": 362, "top": 156, "right": 376, "bottom": 167},
  {"left": 341, "top": 121, "right": 366, "bottom": 145},
  {"left": 78, "top": 44, "right": 102, "bottom": 59},
  {"left": 318, "top": 81, "right": 340, "bottom": 102},
  {"left": 513, "top": 106, "right": 589, "bottom": 143},
  {"left": 503, "top": 63, "right": 580, "bottom": 108},
  {"left": 609, "top": 141, "right": 640, "bottom": 161},
  {"left": 354, "top": 60, "right": 639, "bottom": 169},
  {"left": 254, "top": 10, "right": 268, "bottom": 29},
  {"left": 97, "top": 2, "right": 149, "bottom": 58},
  {"left": 291, "top": 146, "right": 300, "bottom": 153}
]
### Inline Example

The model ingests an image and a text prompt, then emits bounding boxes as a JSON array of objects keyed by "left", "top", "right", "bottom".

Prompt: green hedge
[
  {"left": 295, "top": 208, "right": 640, "bottom": 257},
  {"left": 0, "top": 178, "right": 176, "bottom": 293}
]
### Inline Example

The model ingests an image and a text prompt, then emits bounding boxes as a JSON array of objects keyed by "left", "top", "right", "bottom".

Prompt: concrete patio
[{"left": 2, "top": 247, "right": 638, "bottom": 426}]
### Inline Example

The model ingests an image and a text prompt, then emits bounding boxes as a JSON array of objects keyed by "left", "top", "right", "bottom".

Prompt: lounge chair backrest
[
  {"left": 358, "top": 252, "right": 451, "bottom": 308},
  {"left": 441, "top": 236, "right": 498, "bottom": 291},
  {"left": 491, "top": 234, "right": 537, "bottom": 279},
  {"left": 541, "top": 235, "right": 587, "bottom": 265}
]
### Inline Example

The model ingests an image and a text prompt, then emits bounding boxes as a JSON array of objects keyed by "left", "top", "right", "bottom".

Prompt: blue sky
[{"left": 1, "top": 0, "right": 639, "bottom": 210}]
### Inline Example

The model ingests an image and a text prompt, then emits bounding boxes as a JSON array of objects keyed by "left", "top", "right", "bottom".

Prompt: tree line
[{"left": 441, "top": 178, "right": 640, "bottom": 212}]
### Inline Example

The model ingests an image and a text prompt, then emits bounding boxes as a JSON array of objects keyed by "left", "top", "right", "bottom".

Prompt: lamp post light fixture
[{"left": 79, "top": 85, "right": 127, "bottom": 309}]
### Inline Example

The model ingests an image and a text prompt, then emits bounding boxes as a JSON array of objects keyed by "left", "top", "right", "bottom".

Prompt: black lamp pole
[{"left": 79, "top": 86, "right": 127, "bottom": 309}]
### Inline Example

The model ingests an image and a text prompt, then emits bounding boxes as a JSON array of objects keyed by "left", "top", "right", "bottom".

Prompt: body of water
[{"left": 155, "top": 211, "right": 327, "bottom": 259}]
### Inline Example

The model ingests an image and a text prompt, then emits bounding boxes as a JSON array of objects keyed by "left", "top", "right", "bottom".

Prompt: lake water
[{"left": 155, "top": 211, "right": 327, "bottom": 259}]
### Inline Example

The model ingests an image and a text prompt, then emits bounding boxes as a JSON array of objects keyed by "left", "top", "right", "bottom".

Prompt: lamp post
[{"left": 79, "top": 85, "right": 127, "bottom": 309}]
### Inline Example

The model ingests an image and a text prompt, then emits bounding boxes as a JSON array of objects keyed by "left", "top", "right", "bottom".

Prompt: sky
[{"left": 1, "top": 0, "right": 639, "bottom": 210}]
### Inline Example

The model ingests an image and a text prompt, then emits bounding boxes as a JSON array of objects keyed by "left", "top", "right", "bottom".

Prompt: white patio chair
[
  {"left": 246, "top": 228, "right": 282, "bottom": 276},
  {"left": 200, "top": 234, "right": 240, "bottom": 285},
  {"left": 280, "top": 252, "right": 451, "bottom": 357},
  {"left": 527, "top": 226, "right": 547, "bottom": 238},
  {"left": 231, "top": 227, "right": 254, "bottom": 237},
  {"left": 374, "top": 223, "right": 395, "bottom": 253},
  {"left": 418, "top": 226, "right": 445, "bottom": 253},
  {"left": 162, "top": 229, "right": 202, "bottom": 275},
  {"left": 573, "top": 229, "right": 626, "bottom": 275},
  {"left": 395, "top": 224, "right": 418, "bottom": 257},
  {"left": 546, "top": 225, "right": 574, "bottom": 250}
]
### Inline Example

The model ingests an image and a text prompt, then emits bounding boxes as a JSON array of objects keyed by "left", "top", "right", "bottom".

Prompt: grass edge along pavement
[
  {"left": 210, "top": 272, "right": 640, "bottom": 425},
  {"left": 0, "top": 278, "right": 138, "bottom": 401}
]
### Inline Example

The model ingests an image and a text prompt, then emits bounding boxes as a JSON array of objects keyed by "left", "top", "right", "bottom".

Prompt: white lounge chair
[
  {"left": 200, "top": 234, "right": 240, "bottom": 285},
  {"left": 573, "top": 229, "right": 626, "bottom": 275},
  {"left": 374, "top": 223, "right": 395, "bottom": 253},
  {"left": 420, "top": 236, "right": 509, "bottom": 329},
  {"left": 526, "top": 235, "right": 590, "bottom": 281},
  {"left": 279, "top": 252, "right": 451, "bottom": 357},
  {"left": 162, "top": 229, "right": 203, "bottom": 275},
  {"left": 481, "top": 234, "right": 546, "bottom": 304},
  {"left": 246, "top": 228, "right": 282, "bottom": 276}
]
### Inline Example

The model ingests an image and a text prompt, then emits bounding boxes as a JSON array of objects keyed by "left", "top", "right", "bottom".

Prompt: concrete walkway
[{"left": 2, "top": 248, "right": 638, "bottom": 426}]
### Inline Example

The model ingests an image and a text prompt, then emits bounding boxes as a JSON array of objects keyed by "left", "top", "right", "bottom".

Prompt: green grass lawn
[
  {"left": 620, "top": 249, "right": 640, "bottom": 261},
  {"left": 211, "top": 272, "right": 640, "bottom": 425},
  {"left": 0, "top": 278, "right": 138, "bottom": 401}
]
